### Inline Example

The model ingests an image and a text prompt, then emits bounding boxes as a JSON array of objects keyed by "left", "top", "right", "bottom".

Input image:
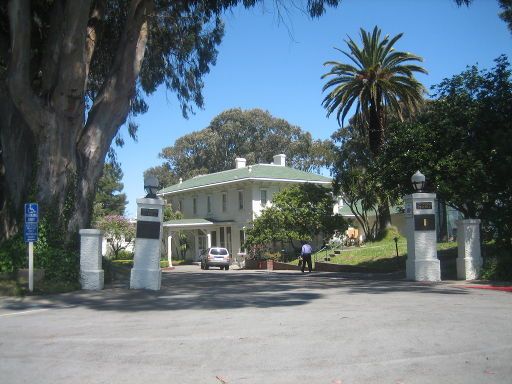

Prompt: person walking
[{"left": 301, "top": 240, "right": 313, "bottom": 273}]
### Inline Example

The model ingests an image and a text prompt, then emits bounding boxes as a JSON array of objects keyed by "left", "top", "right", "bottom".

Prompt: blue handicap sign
[{"left": 24, "top": 203, "right": 39, "bottom": 222}]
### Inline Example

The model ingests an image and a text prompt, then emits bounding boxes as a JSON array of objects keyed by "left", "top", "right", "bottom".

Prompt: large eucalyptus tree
[{"left": 0, "top": 0, "right": 339, "bottom": 243}]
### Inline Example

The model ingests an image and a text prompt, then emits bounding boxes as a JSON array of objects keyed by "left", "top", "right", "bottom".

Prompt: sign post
[{"left": 24, "top": 203, "right": 39, "bottom": 292}]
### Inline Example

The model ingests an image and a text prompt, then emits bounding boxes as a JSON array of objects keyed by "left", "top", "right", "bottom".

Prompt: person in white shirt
[{"left": 301, "top": 240, "right": 313, "bottom": 273}]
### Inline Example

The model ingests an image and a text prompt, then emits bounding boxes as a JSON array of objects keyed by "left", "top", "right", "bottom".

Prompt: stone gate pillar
[
  {"left": 405, "top": 192, "right": 441, "bottom": 282},
  {"left": 457, "top": 219, "right": 482, "bottom": 280},
  {"left": 130, "top": 197, "right": 164, "bottom": 290},
  {"left": 79, "top": 229, "right": 104, "bottom": 290}
]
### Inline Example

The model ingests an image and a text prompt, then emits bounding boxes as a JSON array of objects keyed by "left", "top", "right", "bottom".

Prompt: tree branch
[
  {"left": 78, "top": 0, "right": 152, "bottom": 171},
  {"left": 52, "top": 0, "right": 92, "bottom": 118},
  {"left": 7, "top": 0, "right": 45, "bottom": 135},
  {"left": 41, "top": 0, "right": 64, "bottom": 98},
  {"left": 85, "top": 0, "right": 107, "bottom": 90}
]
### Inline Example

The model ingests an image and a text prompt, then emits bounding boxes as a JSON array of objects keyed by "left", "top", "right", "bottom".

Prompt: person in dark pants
[{"left": 301, "top": 240, "right": 313, "bottom": 273}]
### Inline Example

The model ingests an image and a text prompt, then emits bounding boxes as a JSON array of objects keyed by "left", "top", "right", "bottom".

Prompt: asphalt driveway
[{"left": 1, "top": 265, "right": 511, "bottom": 384}]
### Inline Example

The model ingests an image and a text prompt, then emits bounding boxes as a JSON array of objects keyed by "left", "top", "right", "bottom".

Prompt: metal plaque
[
  {"left": 140, "top": 208, "right": 159, "bottom": 217},
  {"left": 136, "top": 220, "right": 161, "bottom": 239},
  {"left": 414, "top": 214, "right": 436, "bottom": 231},
  {"left": 415, "top": 202, "right": 433, "bottom": 210}
]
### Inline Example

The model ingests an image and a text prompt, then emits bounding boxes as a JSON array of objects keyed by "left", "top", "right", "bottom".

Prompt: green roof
[{"left": 158, "top": 164, "right": 332, "bottom": 195}]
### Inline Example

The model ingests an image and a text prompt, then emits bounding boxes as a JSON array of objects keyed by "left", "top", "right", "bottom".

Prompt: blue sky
[{"left": 117, "top": 0, "right": 512, "bottom": 217}]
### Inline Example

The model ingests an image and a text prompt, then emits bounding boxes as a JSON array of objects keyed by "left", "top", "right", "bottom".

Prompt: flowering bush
[{"left": 95, "top": 215, "right": 135, "bottom": 258}]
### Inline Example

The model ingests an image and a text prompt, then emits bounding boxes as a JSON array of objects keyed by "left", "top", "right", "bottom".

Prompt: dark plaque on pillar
[
  {"left": 414, "top": 214, "right": 436, "bottom": 231},
  {"left": 140, "top": 208, "right": 159, "bottom": 217},
  {"left": 136, "top": 221, "right": 161, "bottom": 239}
]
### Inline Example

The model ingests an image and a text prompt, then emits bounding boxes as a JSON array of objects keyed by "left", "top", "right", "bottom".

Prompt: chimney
[
  {"left": 235, "top": 158, "right": 246, "bottom": 169},
  {"left": 273, "top": 154, "right": 286, "bottom": 166}
]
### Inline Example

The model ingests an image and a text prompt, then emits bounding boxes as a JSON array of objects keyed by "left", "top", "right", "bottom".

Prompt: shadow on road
[{"left": 1, "top": 269, "right": 469, "bottom": 313}]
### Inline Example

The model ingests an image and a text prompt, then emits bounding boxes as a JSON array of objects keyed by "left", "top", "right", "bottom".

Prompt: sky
[{"left": 116, "top": 0, "right": 512, "bottom": 218}]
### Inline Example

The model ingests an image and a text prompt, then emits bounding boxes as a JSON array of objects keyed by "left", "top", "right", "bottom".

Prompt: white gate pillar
[
  {"left": 79, "top": 229, "right": 104, "bottom": 290},
  {"left": 130, "top": 197, "right": 164, "bottom": 290},
  {"left": 457, "top": 219, "right": 482, "bottom": 280}
]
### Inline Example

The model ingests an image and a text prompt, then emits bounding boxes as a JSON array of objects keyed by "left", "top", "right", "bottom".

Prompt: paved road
[{"left": 1, "top": 266, "right": 511, "bottom": 384}]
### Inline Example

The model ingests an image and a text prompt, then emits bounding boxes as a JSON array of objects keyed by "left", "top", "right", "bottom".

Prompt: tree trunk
[
  {"left": 1, "top": 0, "right": 151, "bottom": 245},
  {"left": 0, "top": 93, "right": 35, "bottom": 240},
  {"left": 377, "top": 201, "right": 392, "bottom": 238},
  {"left": 368, "top": 97, "right": 385, "bottom": 157}
]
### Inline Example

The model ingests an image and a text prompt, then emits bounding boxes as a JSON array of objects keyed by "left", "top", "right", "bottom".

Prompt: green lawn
[{"left": 289, "top": 228, "right": 458, "bottom": 274}]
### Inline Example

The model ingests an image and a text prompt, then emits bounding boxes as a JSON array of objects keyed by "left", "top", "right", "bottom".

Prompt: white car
[{"left": 200, "top": 247, "right": 231, "bottom": 270}]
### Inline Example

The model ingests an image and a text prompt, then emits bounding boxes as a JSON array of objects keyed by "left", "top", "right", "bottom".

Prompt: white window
[
  {"left": 260, "top": 189, "right": 267, "bottom": 205},
  {"left": 238, "top": 190, "right": 244, "bottom": 210},
  {"left": 222, "top": 193, "right": 227, "bottom": 212}
]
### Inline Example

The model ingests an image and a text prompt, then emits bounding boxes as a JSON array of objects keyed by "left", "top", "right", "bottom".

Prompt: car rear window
[{"left": 210, "top": 248, "right": 228, "bottom": 255}]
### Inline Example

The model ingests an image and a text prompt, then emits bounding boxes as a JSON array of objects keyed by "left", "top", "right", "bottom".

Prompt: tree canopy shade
[
  {"left": 321, "top": 26, "right": 427, "bottom": 156},
  {"left": 145, "top": 108, "right": 334, "bottom": 186},
  {"left": 0, "top": 0, "right": 340, "bottom": 244}
]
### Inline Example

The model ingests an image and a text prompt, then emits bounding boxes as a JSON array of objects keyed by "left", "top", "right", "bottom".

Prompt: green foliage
[
  {"left": 0, "top": 197, "right": 81, "bottom": 283},
  {"left": 330, "top": 126, "right": 383, "bottom": 240},
  {"left": 32, "top": 203, "right": 80, "bottom": 284},
  {"left": 322, "top": 26, "right": 427, "bottom": 156},
  {"left": 92, "top": 160, "right": 127, "bottom": 222},
  {"left": 112, "top": 250, "right": 134, "bottom": 260},
  {"left": 111, "top": 259, "right": 133, "bottom": 267},
  {"left": 0, "top": 235, "right": 26, "bottom": 273},
  {"left": 146, "top": 108, "right": 334, "bottom": 186},
  {"left": 480, "top": 244, "right": 512, "bottom": 281},
  {"left": 498, "top": 0, "right": 512, "bottom": 34},
  {"left": 35, "top": 246, "right": 79, "bottom": 283},
  {"left": 377, "top": 56, "right": 512, "bottom": 255},
  {"left": 164, "top": 205, "right": 183, "bottom": 221},
  {"left": 177, "top": 232, "right": 190, "bottom": 259},
  {"left": 245, "top": 184, "right": 346, "bottom": 252},
  {"left": 95, "top": 215, "right": 135, "bottom": 258}
]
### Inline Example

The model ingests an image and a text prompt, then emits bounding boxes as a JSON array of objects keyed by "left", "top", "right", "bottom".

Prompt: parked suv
[{"left": 200, "top": 247, "right": 231, "bottom": 270}]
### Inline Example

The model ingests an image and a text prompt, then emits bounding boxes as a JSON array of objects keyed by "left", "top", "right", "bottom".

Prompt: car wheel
[{"left": 225, "top": 265, "right": 229, "bottom": 270}]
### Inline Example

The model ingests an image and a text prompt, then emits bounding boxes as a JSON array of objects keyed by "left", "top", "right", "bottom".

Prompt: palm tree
[{"left": 322, "top": 26, "right": 427, "bottom": 156}]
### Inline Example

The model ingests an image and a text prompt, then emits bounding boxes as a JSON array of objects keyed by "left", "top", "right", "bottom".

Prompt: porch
[{"left": 163, "top": 218, "right": 245, "bottom": 265}]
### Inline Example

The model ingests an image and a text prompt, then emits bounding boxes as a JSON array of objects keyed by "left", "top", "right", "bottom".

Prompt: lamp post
[
  {"left": 404, "top": 171, "right": 441, "bottom": 282},
  {"left": 411, "top": 170, "right": 426, "bottom": 193},
  {"left": 144, "top": 175, "right": 159, "bottom": 198}
]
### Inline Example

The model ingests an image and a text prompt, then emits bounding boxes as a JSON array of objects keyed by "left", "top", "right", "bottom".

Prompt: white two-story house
[{"left": 157, "top": 154, "right": 333, "bottom": 262}]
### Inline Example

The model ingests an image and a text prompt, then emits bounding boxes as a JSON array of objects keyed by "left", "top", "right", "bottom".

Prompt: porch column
[
  {"left": 206, "top": 230, "right": 212, "bottom": 248},
  {"left": 195, "top": 231, "right": 200, "bottom": 261},
  {"left": 167, "top": 233, "right": 173, "bottom": 267}
]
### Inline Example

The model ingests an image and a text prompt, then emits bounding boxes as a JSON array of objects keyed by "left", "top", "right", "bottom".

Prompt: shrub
[
  {"left": 35, "top": 246, "right": 79, "bottom": 283},
  {"left": 262, "top": 252, "right": 283, "bottom": 262},
  {"left": 481, "top": 254, "right": 512, "bottom": 281},
  {"left": 112, "top": 250, "right": 134, "bottom": 260},
  {"left": 0, "top": 235, "right": 26, "bottom": 273}
]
